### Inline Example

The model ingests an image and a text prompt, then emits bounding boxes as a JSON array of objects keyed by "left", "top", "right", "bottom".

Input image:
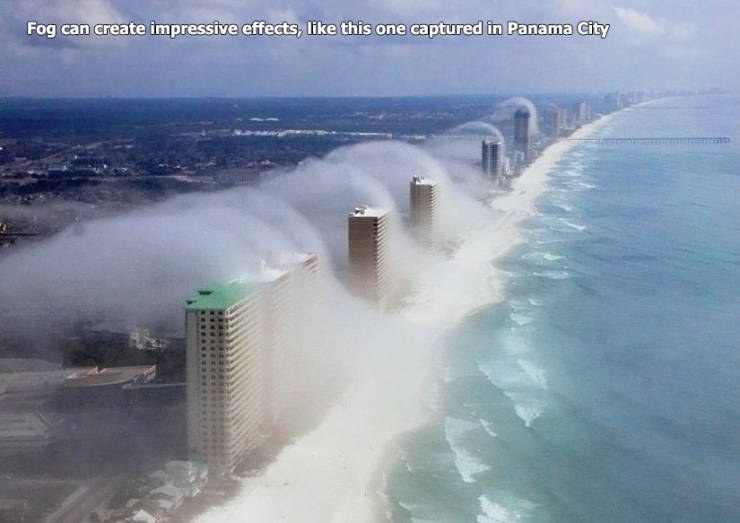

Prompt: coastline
[
  {"left": 367, "top": 108, "right": 631, "bottom": 520},
  {"left": 194, "top": 108, "right": 629, "bottom": 523}
]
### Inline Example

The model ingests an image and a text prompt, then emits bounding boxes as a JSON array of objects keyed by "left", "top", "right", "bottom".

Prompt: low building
[
  {"left": 60, "top": 365, "right": 156, "bottom": 410},
  {"left": 122, "top": 381, "right": 186, "bottom": 408},
  {"left": 145, "top": 484, "right": 183, "bottom": 513},
  {"left": 0, "top": 499, "right": 30, "bottom": 523},
  {"left": 0, "top": 366, "right": 95, "bottom": 409},
  {"left": 129, "top": 509, "right": 156, "bottom": 523},
  {"left": 135, "top": 460, "right": 207, "bottom": 520},
  {"left": 0, "top": 411, "right": 60, "bottom": 454}
]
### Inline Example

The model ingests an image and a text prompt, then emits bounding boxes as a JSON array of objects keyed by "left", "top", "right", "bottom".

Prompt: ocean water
[{"left": 387, "top": 96, "right": 740, "bottom": 522}]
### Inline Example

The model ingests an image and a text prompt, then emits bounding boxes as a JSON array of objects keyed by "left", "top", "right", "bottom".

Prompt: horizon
[{"left": 0, "top": 89, "right": 733, "bottom": 101}]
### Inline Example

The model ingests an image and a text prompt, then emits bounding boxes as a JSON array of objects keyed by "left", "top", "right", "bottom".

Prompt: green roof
[{"left": 185, "top": 281, "right": 254, "bottom": 311}]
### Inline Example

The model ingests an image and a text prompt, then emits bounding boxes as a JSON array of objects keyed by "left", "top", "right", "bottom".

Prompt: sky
[{"left": 1, "top": 0, "right": 738, "bottom": 97}]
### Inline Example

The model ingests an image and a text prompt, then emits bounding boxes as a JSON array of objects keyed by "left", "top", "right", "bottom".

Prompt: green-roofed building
[
  {"left": 185, "top": 282, "right": 254, "bottom": 311},
  {"left": 185, "top": 280, "right": 264, "bottom": 476}
]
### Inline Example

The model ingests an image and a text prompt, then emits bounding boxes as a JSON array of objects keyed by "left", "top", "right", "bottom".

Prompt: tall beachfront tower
[
  {"left": 570, "top": 101, "right": 588, "bottom": 127},
  {"left": 185, "top": 281, "right": 263, "bottom": 476},
  {"left": 348, "top": 206, "right": 390, "bottom": 308},
  {"left": 264, "top": 252, "right": 320, "bottom": 314},
  {"left": 514, "top": 109, "right": 531, "bottom": 160},
  {"left": 481, "top": 139, "right": 501, "bottom": 181},
  {"left": 235, "top": 252, "right": 320, "bottom": 430},
  {"left": 261, "top": 252, "right": 319, "bottom": 418},
  {"left": 264, "top": 252, "right": 319, "bottom": 423},
  {"left": 409, "top": 175, "right": 437, "bottom": 244},
  {"left": 549, "top": 107, "right": 564, "bottom": 138},
  {"left": 246, "top": 267, "right": 293, "bottom": 429}
]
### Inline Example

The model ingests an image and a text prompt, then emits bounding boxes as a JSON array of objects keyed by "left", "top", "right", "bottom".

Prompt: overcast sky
[{"left": 1, "top": 0, "right": 738, "bottom": 97}]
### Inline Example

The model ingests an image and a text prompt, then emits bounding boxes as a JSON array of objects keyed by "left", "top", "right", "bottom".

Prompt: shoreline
[
  {"left": 364, "top": 107, "right": 631, "bottom": 520},
  {"left": 194, "top": 107, "right": 632, "bottom": 523}
]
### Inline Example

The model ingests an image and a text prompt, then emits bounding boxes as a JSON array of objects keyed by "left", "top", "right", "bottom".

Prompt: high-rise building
[
  {"left": 267, "top": 253, "right": 319, "bottom": 315},
  {"left": 514, "top": 109, "right": 531, "bottom": 160},
  {"left": 570, "top": 101, "right": 588, "bottom": 127},
  {"left": 549, "top": 108, "right": 564, "bottom": 138},
  {"left": 235, "top": 252, "right": 319, "bottom": 433},
  {"left": 266, "top": 252, "right": 319, "bottom": 278},
  {"left": 348, "top": 206, "right": 390, "bottom": 307},
  {"left": 264, "top": 252, "right": 319, "bottom": 411},
  {"left": 244, "top": 267, "right": 293, "bottom": 428},
  {"left": 481, "top": 139, "right": 501, "bottom": 179},
  {"left": 185, "top": 282, "right": 263, "bottom": 476},
  {"left": 409, "top": 175, "right": 437, "bottom": 244}
]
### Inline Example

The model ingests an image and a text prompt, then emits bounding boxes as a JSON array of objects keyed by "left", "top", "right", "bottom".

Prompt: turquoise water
[{"left": 388, "top": 96, "right": 740, "bottom": 522}]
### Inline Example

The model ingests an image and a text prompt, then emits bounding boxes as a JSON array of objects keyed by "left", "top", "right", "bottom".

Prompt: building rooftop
[
  {"left": 350, "top": 205, "right": 389, "bottom": 218},
  {"left": 0, "top": 358, "right": 60, "bottom": 373},
  {"left": 0, "top": 367, "right": 96, "bottom": 393},
  {"left": 63, "top": 365, "right": 156, "bottom": 388},
  {"left": 411, "top": 175, "right": 437, "bottom": 186},
  {"left": 185, "top": 281, "right": 255, "bottom": 310},
  {"left": 263, "top": 251, "right": 318, "bottom": 267},
  {"left": 0, "top": 411, "right": 57, "bottom": 441},
  {"left": 233, "top": 264, "right": 289, "bottom": 284}
]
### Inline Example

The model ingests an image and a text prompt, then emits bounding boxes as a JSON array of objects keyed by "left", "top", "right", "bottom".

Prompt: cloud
[
  {"left": 15, "top": 0, "right": 124, "bottom": 27},
  {"left": 612, "top": 5, "right": 694, "bottom": 41},
  {"left": 0, "top": 0, "right": 736, "bottom": 96},
  {"left": 2, "top": 0, "right": 130, "bottom": 54}
]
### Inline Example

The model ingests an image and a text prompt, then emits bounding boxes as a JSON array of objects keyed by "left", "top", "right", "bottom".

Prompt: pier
[{"left": 563, "top": 137, "right": 730, "bottom": 144}]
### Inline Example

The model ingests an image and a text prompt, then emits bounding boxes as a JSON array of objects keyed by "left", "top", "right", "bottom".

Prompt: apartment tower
[
  {"left": 549, "top": 107, "right": 564, "bottom": 138},
  {"left": 409, "top": 175, "right": 437, "bottom": 244},
  {"left": 185, "top": 282, "right": 263, "bottom": 476},
  {"left": 348, "top": 206, "right": 390, "bottom": 307},
  {"left": 481, "top": 139, "right": 503, "bottom": 185},
  {"left": 514, "top": 109, "right": 531, "bottom": 160},
  {"left": 249, "top": 267, "right": 293, "bottom": 428}
]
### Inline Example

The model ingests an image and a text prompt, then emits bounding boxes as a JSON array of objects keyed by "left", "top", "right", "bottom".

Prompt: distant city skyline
[{"left": 2, "top": 0, "right": 738, "bottom": 97}]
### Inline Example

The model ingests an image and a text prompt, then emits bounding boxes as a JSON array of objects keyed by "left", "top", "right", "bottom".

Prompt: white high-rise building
[
  {"left": 348, "top": 206, "right": 390, "bottom": 308},
  {"left": 241, "top": 252, "right": 320, "bottom": 429},
  {"left": 264, "top": 253, "right": 320, "bottom": 319},
  {"left": 409, "top": 175, "right": 437, "bottom": 244},
  {"left": 264, "top": 252, "right": 319, "bottom": 283},
  {"left": 185, "top": 282, "right": 263, "bottom": 476},
  {"left": 241, "top": 265, "right": 293, "bottom": 428}
]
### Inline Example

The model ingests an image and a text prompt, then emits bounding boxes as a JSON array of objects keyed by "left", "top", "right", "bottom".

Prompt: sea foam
[
  {"left": 479, "top": 418, "right": 498, "bottom": 438},
  {"left": 476, "top": 493, "right": 535, "bottom": 523},
  {"left": 444, "top": 417, "right": 490, "bottom": 483},
  {"left": 562, "top": 219, "right": 587, "bottom": 231},
  {"left": 503, "top": 391, "right": 545, "bottom": 428},
  {"left": 516, "top": 359, "right": 547, "bottom": 389}
]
